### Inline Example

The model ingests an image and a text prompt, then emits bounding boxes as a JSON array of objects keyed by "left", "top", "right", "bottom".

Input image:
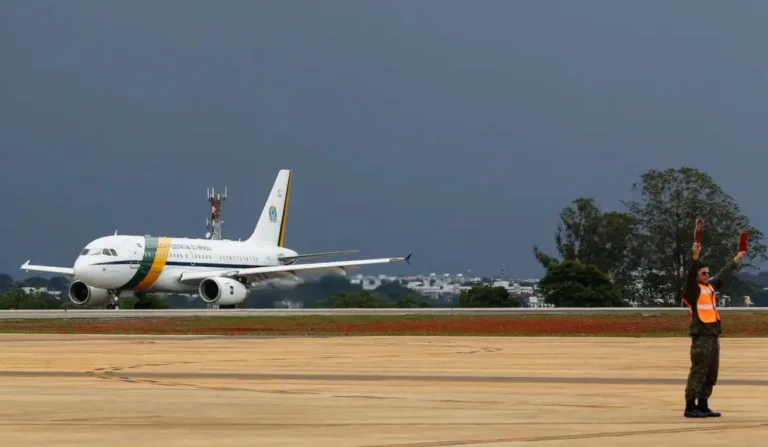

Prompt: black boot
[
  {"left": 697, "top": 398, "right": 721, "bottom": 417},
  {"left": 684, "top": 399, "right": 707, "bottom": 418}
]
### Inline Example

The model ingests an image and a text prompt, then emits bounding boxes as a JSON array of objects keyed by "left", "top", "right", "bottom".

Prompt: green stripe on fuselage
[{"left": 120, "top": 236, "right": 158, "bottom": 290}]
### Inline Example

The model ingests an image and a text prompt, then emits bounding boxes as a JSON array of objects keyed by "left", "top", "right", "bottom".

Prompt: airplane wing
[
  {"left": 278, "top": 249, "right": 359, "bottom": 263},
  {"left": 20, "top": 260, "right": 75, "bottom": 277},
  {"left": 179, "top": 253, "right": 411, "bottom": 284}
]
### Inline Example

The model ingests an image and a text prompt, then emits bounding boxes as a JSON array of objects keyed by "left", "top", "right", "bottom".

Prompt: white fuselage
[{"left": 74, "top": 234, "right": 298, "bottom": 294}]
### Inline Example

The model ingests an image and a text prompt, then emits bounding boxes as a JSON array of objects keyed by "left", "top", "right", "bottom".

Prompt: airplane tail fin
[{"left": 246, "top": 169, "right": 292, "bottom": 246}]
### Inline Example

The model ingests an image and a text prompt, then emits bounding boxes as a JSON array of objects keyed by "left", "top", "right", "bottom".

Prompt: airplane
[{"left": 20, "top": 169, "right": 411, "bottom": 309}]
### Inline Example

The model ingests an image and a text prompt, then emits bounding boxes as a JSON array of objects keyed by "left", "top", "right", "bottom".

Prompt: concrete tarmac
[
  {"left": 0, "top": 335, "right": 767, "bottom": 446},
  {"left": 0, "top": 307, "right": 766, "bottom": 319}
]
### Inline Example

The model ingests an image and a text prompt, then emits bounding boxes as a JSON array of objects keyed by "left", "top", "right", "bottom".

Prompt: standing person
[{"left": 681, "top": 241, "right": 745, "bottom": 418}]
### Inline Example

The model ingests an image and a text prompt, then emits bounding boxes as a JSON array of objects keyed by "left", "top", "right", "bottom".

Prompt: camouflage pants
[{"left": 685, "top": 335, "right": 720, "bottom": 401}]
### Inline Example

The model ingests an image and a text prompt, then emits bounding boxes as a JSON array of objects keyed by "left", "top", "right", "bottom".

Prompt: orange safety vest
[{"left": 683, "top": 283, "right": 721, "bottom": 323}]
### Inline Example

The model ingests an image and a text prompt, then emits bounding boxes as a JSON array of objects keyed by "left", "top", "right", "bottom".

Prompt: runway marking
[
  {"left": 0, "top": 421, "right": 762, "bottom": 429},
  {"left": 1, "top": 370, "right": 768, "bottom": 386},
  {"left": 87, "top": 373, "right": 510, "bottom": 405},
  {"left": 354, "top": 423, "right": 768, "bottom": 446}
]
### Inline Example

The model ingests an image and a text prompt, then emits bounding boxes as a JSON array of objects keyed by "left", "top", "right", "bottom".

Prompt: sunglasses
[{"left": 700, "top": 271, "right": 710, "bottom": 276}]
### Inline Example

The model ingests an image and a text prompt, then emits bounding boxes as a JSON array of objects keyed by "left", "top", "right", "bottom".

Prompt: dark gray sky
[{"left": 2, "top": 1, "right": 767, "bottom": 279}]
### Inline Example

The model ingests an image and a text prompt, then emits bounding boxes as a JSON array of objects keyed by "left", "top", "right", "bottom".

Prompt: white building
[
  {"left": 347, "top": 273, "right": 550, "bottom": 306},
  {"left": 21, "top": 287, "right": 61, "bottom": 298}
]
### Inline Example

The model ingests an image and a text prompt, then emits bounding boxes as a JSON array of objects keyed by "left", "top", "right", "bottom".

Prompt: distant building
[
  {"left": 347, "top": 272, "right": 552, "bottom": 307},
  {"left": 21, "top": 287, "right": 61, "bottom": 298}
]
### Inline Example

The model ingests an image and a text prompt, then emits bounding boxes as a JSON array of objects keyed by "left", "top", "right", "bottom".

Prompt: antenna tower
[{"left": 206, "top": 187, "right": 227, "bottom": 240}]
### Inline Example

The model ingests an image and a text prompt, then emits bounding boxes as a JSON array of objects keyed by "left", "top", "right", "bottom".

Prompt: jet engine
[
  {"left": 68, "top": 280, "right": 112, "bottom": 307},
  {"left": 198, "top": 277, "right": 248, "bottom": 306}
]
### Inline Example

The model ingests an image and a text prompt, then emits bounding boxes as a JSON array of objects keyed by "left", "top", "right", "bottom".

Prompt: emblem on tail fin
[{"left": 268, "top": 205, "right": 278, "bottom": 223}]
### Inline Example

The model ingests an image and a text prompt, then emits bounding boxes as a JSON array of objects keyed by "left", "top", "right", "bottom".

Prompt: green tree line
[
  {"left": 533, "top": 167, "right": 767, "bottom": 307},
  {"left": 0, "top": 273, "right": 528, "bottom": 309}
]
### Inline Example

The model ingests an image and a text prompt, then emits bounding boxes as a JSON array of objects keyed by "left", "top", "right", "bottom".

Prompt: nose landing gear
[{"left": 105, "top": 289, "right": 121, "bottom": 310}]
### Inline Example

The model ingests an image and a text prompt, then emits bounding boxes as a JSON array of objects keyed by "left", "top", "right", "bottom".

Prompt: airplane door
[{"left": 130, "top": 248, "right": 140, "bottom": 269}]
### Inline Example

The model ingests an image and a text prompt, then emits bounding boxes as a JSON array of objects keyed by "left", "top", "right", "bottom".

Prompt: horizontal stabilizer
[
  {"left": 179, "top": 254, "right": 411, "bottom": 284},
  {"left": 279, "top": 250, "right": 359, "bottom": 263},
  {"left": 20, "top": 260, "right": 75, "bottom": 277}
]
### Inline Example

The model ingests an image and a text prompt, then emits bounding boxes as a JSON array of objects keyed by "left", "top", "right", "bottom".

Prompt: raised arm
[
  {"left": 682, "top": 243, "right": 702, "bottom": 305},
  {"left": 710, "top": 251, "right": 746, "bottom": 292}
]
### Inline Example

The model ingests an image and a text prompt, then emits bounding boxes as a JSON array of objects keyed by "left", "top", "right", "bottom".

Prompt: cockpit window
[
  {"left": 102, "top": 249, "right": 111, "bottom": 256},
  {"left": 80, "top": 249, "right": 89, "bottom": 255},
  {"left": 109, "top": 249, "right": 118, "bottom": 256}
]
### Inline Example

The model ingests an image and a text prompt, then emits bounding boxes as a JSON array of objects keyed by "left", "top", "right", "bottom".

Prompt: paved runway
[
  {"left": 1, "top": 334, "right": 767, "bottom": 446},
  {"left": 1, "top": 307, "right": 766, "bottom": 319}
]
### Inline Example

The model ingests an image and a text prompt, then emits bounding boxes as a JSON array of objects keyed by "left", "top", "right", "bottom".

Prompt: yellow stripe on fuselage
[
  {"left": 135, "top": 236, "right": 172, "bottom": 290},
  {"left": 278, "top": 170, "right": 292, "bottom": 247}
]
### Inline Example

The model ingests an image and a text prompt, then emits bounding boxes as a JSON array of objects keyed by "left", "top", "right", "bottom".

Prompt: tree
[
  {"left": 738, "top": 271, "right": 768, "bottom": 287},
  {"left": 393, "top": 296, "right": 431, "bottom": 308},
  {"left": 326, "top": 290, "right": 389, "bottom": 308},
  {"left": 22, "top": 276, "right": 50, "bottom": 288},
  {"left": 458, "top": 285, "right": 522, "bottom": 307},
  {"left": 622, "top": 167, "right": 767, "bottom": 306},
  {"left": 297, "top": 275, "right": 363, "bottom": 308},
  {"left": 47, "top": 276, "right": 71, "bottom": 292},
  {"left": 538, "top": 260, "right": 627, "bottom": 307},
  {"left": 0, "top": 290, "right": 61, "bottom": 310},
  {"left": 748, "top": 289, "right": 768, "bottom": 307},
  {"left": 0, "top": 274, "right": 14, "bottom": 292},
  {"left": 375, "top": 280, "right": 422, "bottom": 302},
  {"left": 718, "top": 276, "right": 761, "bottom": 307},
  {"left": 534, "top": 197, "right": 641, "bottom": 303}
]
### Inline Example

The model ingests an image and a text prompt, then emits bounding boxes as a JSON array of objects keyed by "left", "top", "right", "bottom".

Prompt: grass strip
[{"left": 0, "top": 314, "right": 766, "bottom": 337}]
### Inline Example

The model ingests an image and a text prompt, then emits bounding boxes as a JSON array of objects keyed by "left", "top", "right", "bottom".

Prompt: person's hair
[{"left": 698, "top": 263, "right": 709, "bottom": 271}]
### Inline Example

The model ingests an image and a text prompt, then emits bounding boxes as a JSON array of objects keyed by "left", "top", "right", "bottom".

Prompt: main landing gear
[{"left": 105, "top": 289, "right": 121, "bottom": 310}]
